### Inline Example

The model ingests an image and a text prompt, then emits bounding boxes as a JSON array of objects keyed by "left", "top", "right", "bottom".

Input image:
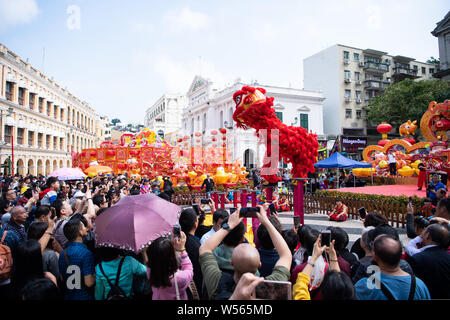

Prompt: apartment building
[{"left": 304, "top": 44, "right": 437, "bottom": 138}]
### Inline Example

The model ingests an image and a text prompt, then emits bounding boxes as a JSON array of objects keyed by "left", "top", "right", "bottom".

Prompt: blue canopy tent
[{"left": 314, "top": 152, "right": 373, "bottom": 188}]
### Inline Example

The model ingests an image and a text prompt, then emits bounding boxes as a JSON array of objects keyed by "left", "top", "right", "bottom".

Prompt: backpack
[
  {"left": 0, "top": 231, "right": 13, "bottom": 282},
  {"left": 99, "top": 257, "right": 128, "bottom": 300}
]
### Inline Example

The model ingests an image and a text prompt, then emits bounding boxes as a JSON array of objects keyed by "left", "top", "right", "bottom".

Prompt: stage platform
[{"left": 329, "top": 184, "right": 427, "bottom": 198}]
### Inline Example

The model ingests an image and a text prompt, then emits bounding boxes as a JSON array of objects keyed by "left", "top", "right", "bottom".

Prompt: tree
[
  {"left": 366, "top": 79, "right": 450, "bottom": 132},
  {"left": 111, "top": 118, "right": 121, "bottom": 126},
  {"left": 426, "top": 56, "right": 440, "bottom": 65}
]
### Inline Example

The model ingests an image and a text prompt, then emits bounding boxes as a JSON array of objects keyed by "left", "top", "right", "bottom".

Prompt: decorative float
[
  {"left": 358, "top": 100, "right": 450, "bottom": 179},
  {"left": 73, "top": 128, "right": 249, "bottom": 187}
]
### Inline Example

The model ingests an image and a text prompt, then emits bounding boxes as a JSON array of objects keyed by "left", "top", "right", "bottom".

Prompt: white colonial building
[
  {"left": 181, "top": 76, "right": 325, "bottom": 168},
  {"left": 144, "top": 94, "right": 187, "bottom": 144}
]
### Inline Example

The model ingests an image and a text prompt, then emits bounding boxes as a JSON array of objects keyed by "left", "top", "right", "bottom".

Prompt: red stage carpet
[{"left": 330, "top": 185, "right": 427, "bottom": 198}]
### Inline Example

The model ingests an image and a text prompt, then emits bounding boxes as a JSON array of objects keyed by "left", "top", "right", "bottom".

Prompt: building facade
[
  {"left": 432, "top": 11, "right": 450, "bottom": 80},
  {"left": 95, "top": 115, "right": 111, "bottom": 144},
  {"left": 144, "top": 94, "right": 187, "bottom": 144},
  {"left": 181, "top": 76, "right": 325, "bottom": 169},
  {"left": 0, "top": 43, "right": 98, "bottom": 176},
  {"left": 303, "top": 44, "right": 438, "bottom": 137}
]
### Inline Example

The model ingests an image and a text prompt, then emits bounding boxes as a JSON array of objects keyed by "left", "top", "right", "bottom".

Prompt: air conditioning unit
[
  {"left": 344, "top": 78, "right": 352, "bottom": 83},
  {"left": 356, "top": 99, "right": 362, "bottom": 104},
  {"left": 344, "top": 59, "right": 349, "bottom": 64},
  {"left": 356, "top": 80, "right": 362, "bottom": 85},
  {"left": 345, "top": 97, "right": 351, "bottom": 102},
  {"left": 359, "top": 61, "right": 365, "bottom": 67}
]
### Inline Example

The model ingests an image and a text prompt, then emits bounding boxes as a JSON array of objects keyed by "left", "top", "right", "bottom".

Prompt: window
[
  {"left": 346, "top": 109, "right": 352, "bottom": 119},
  {"left": 47, "top": 102, "right": 51, "bottom": 116},
  {"left": 28, "top": 131, "right": 34, "bottom": 147},
  {"left": 356, "top": 110, "right": 362, "bottom": 119},
  {"left": 422, "top": 67, "right": 426, "bottom": 75},
  {"left": 275, "top": 111, "right": 283, "bottom": 122},
  {"left": 344, "top": 70, "right": 351, "bottom": 79},
  {"left": 345, "top": 90, "right": 351, "bottom": 99},
  {"left": 356, "top": 91, "right": 361, "bottom": 100},
  {"left": 6, "top": 82, "right": 13, "bottom": 101},
  {"left": 413, "top": 65, "right": 418, "bottom": 70},
  {"left": 18, "top": 88, "right": 25, "bottom": 106},
  {"left": 29, "top": 93, "right": 35, "bottom": 109},
  {"left": 354, "top": 72, "right": 361, "bottom": 81},
  {"left": 429, "top": 68, "right": 435, "bottom": 74},
  {"left": 46, "top": 135, "right": 51, "bottom": 149},
  {"left": 54, "top": 106, "right": 58, "bottom": 119},
  {"left": 60, "top": 138, "right": 64, "bottom": 150},
  {"left": 343, "top": 51, "right": 349, "bottom": 60},
  {"left": 300, "top": 114, "right": 308, "bottom": 131},
  {"left": 353, "top": 53, "right": 359, "bottom": 61},
  {"left": 17, "top": 128, "right": 24, "bottom": 145},
  {"left": 53, "top": 137, "right": 57, "bottom": 149},
  {"left": 38, "top": 133, "right": 43, "bottom": 147},
  {"left": 5, "top": 126, "right": 12, "bottom": 143}
]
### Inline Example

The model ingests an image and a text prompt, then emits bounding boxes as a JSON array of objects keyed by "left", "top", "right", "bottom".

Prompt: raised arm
[{"left": 256, "top": 205, "right": 292, "bottom": 271}]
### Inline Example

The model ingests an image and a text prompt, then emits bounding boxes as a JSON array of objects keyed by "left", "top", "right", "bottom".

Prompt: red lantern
[
  {"left": 117, "top": 163, "right": 127, "bottom": 170},
  {"left": 211, "top": 129, "right": 218, "bottom": 135},
  {"left": 177, "top": 138, "right": 183, "bottom": 143},
  {"left": 219, "top": 128, "right": 227, "bottom": 134},
  {"left": 106, "top": 150, "right": 115, "bottom": 157},
  {"left": 183, "top": 135, "right": 189, "bottom": 141},
  {"left": 222, "top": 137, "right": 227, "bottom": 141},
  {"left": 222, "top": 143, "right": 227, "bottom": 147},
  {"left": 377, "top": 122, "right": 392, "bottom": 134},
  {"left": 212, "top": 138, "right": 217, "bottom": 142},
  {"left": 90, "top": 151, "right": 97, "bottom": 157}
]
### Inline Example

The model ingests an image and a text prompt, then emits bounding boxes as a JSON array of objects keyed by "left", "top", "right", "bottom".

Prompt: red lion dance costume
[{"left": 232, "top": 86, "right": 319, "bottom": 183}]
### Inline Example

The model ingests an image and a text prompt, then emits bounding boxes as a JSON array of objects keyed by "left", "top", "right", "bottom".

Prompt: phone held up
[
  {"left": 293, "top": 216, "right": 301, "bottom": 229},
  {"left": 358, "top": 207, "right": 367, "bottom": 219},
  {"left": 200, "top": 198, "right": 211, "bottom": 204},
  {"left": 255, "top": 280, "right": 292, "bottom": 300},
  {"left": 239, "top": 207, "right": 260, "bottom": 218},
  {"left": 320, "top": 230, "right": 331, "bottom": 247},
  {"left": 172, "top": 224, "right": 181, "bottom": 239}
]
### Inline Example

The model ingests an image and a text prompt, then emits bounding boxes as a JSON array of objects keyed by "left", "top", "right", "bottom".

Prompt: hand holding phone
[
  {"left": 358, "top": 207, "right": 367, "bottom": 219},
  {"left": 320, "top": 230, "right": 331, "bottom": 248},
  {"left": 172, "top": 224, "right": 181, "bottom": 239},
  {"left": 239, "top": 207, "right": 260, "bottom": 218},
  {"left": 293, "top": 216, "right": 301, "bottom": 229},
  {"left": 255, "top": 280, "right": 292, "bottom": 300}
]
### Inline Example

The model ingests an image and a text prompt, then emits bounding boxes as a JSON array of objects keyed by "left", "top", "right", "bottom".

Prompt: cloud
[
  {"left": 0, "top": 0, "right": 39, "bottom": 31},
  {"left": 163, "top": 7, "right": 210, "bottom": 32}
]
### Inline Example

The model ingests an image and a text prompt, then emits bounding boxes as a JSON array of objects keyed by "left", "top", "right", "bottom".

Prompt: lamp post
[{"left": 6, "top": 106, "right": 14, "bottom": 175}]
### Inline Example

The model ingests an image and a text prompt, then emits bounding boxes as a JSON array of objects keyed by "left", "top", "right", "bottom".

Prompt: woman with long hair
[
  {"left": 146, "top": 232, "right": 193, "bottom": 300},
  {"left": 11, "top": 239, "right": 58, "bottom": 299}
]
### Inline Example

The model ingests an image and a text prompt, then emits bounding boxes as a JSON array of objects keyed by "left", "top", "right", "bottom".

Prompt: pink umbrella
[
  {"left": 48, "top": 167, "right": 86, "bottom": 180},
  {"left": 94, "top": 193, "right": 181, "bottom": 253}
]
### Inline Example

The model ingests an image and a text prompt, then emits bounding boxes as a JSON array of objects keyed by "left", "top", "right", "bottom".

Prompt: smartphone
[
  {"left": 358, "top": 207, "right": 367, "bottom": 219},
  {"left": 173, "top": 225, "right": 181, "bottom": 239},
  {"left": 200, "top": 199, "right": 211, "bottom": 204},
  {"left": 239, "top": 207, "right": 260, "bottom": 218},
  {"left": 293, "top": 216, "right": 301, "bottom": 229},
  {"left": 409, "top": 196, "right": 413, "bottom": 205},
  {"left": 321, "top": 230, "right": 331, "bottom": 247},
  {"left": 229, "top": 207, "right": 237, "bottom": 214},
  {"left": 255, "top": 280, "right": 292, "bottom": 300},
  {"left": 269, "top": 203, "right": 277, "bottom": 215}
]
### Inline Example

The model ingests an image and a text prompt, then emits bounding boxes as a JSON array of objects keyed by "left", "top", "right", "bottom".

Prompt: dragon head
[{"left": 232, "top": 86, "right": 268, "bottom": 129}]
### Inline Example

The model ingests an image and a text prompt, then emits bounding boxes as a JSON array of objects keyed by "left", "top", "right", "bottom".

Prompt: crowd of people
[{"left": 0, "top": 171, "right": 449, "bottom": 301}]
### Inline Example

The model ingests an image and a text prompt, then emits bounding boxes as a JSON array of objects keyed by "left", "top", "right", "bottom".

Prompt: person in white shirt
[
  {"left": 388, "top": 151, "right": 397, "bottom": 176},
  {"left": 200, "top": 209, "right": 229, "bottom": 244}
]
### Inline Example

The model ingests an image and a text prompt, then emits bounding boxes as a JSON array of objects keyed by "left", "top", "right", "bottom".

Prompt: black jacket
[
  {"left": 201, "top": 178, "right": 215, "bottom": 192},
  {"left": 409, "top": 246, "right": 450, "bottom": 299},
  {"left": 185, "top": 234, "right": 203, "bottom": 297}
]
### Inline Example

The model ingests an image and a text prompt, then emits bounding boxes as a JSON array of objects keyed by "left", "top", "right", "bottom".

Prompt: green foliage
[
  {"left": 366, "top": 79, "right": 450, "bottom": 131},
  {"left": 111, "top": 118, "right": 121, "bottom": 126},
  {"left": 317, "top": 190, "right": 423, "bottom": 211},
  {"left": 426, "top": 56, "right": 440, "bottom": 65}
]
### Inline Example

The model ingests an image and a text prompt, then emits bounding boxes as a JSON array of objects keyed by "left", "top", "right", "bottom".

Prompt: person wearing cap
[{"left": 328, "top": 199, "right": 348, "bottom": 222}]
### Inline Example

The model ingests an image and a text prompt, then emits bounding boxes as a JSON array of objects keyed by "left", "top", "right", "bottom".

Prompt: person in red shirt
[
  {"left": 421, "top": 198, "right": 436, "bottom": 218},
  {"left": 328, "top": 199, "right": 348, "bottom": 222}
]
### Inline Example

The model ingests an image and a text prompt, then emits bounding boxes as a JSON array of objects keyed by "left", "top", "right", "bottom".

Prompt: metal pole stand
[{"left": 292, "top": 178, "right": 309, "bottom": 226}]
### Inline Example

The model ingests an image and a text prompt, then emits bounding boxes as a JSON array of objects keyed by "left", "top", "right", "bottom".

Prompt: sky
[{"left": 0, "top": 0, "right": 448, "bottom": 124}]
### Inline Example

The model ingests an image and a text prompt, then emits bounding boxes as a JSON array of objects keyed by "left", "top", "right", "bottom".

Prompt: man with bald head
[
  {"left": 355, "top": 234, "right": 430, "bottom": 300},
  {"left": 4, "top": 206, "right": 28, "bottom": 243},
  {"left": 199, "top": 205, "right": 292, "bottom": 300}
]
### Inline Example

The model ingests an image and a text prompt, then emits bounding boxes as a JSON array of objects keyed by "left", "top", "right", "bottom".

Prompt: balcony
[
  {"left": 364, "top": 81, "right": 385, "bottom": 91},
  {"left": 344, "top": 78, "right": 352, "bottom": 84},
  {"left": 363, "top": 61, "right": 389, "bottom": 73},
  {"left": 356, "top": 98, "right": 362, "bottom": 104},
  {"left": 355, "top": 80, "right": 362, "bottom": 85},
  {"left": 345, "top": 97, "right": 351, "bottom": 103},
  {"left": 392, "top": 67, "right": 419, "bottom": 82}
]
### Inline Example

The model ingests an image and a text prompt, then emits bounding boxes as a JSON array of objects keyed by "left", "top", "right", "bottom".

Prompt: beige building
[
  {"left": 0, "top": 43, "right": 98, "bottom": 176},
  {"left": 304, "top": 44, "right": 438, "bottom": 137}
]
